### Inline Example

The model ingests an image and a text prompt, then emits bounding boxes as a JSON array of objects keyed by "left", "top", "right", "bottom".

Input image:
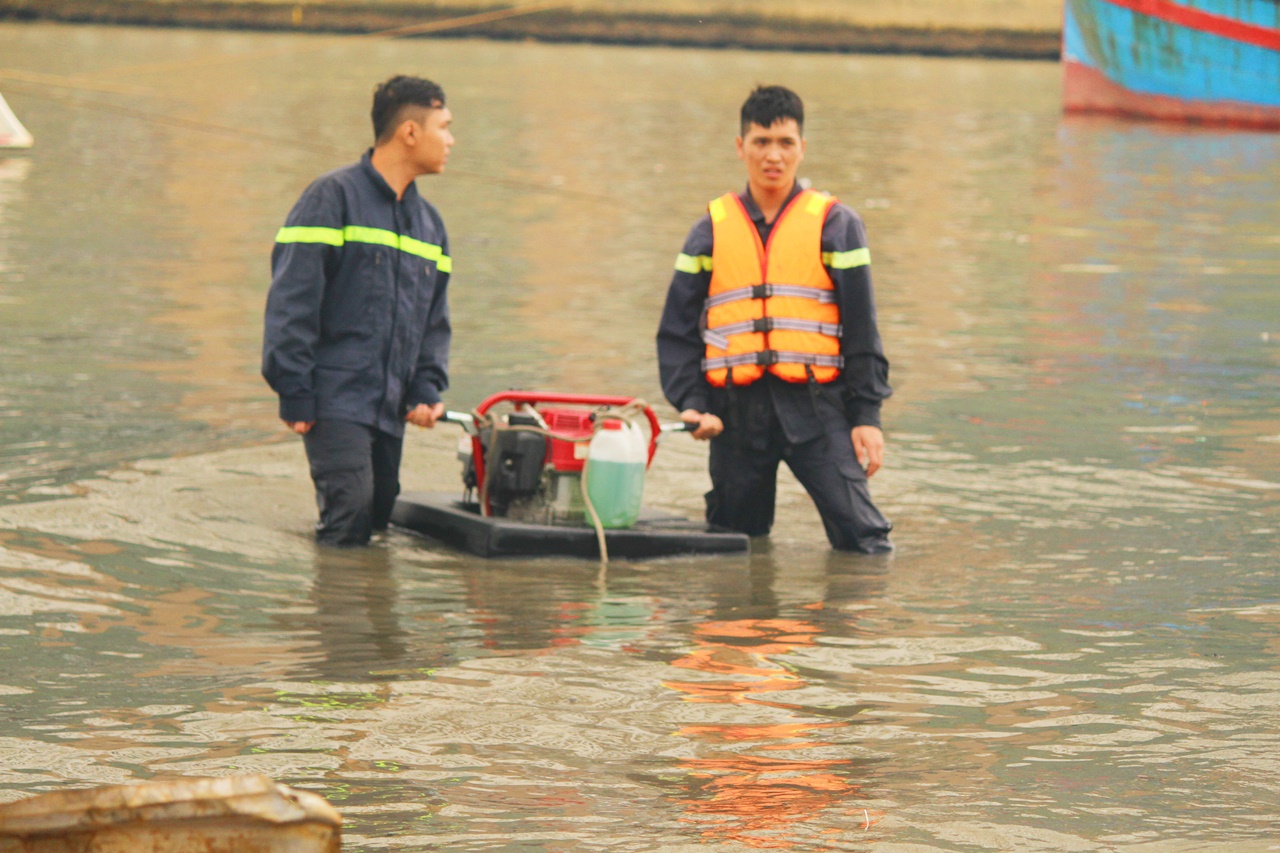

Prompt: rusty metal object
[{"left": 0, "top": 774, "right": 341, "bottom": 852}]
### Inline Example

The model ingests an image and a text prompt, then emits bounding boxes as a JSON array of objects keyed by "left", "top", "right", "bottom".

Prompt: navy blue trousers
[
  {"left": 706, "top": 400, "right": 892, "bottom": 553},
  {"left": 302, "top": 420, "right": 404, "bottom": 547}
]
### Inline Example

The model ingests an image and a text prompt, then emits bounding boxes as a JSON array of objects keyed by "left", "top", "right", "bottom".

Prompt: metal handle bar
[
  {"left": 450, "top": 410, "right": 693, "bottom": 437},
  {"left": 442, "top": 410, "right": 479, "bottom": 436}
]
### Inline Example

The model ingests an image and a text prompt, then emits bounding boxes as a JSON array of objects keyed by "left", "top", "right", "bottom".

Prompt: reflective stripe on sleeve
[
  {"left": 275, "top": 226, "right": 344, "bottom": 246},
  {"left": 275, "top": 224, "right": 451, "bottom": 271},
  {"left": 822, "top": 247, "right": 871, "bottom": 269},
  {"left": 675, "top": 253, "right": 713, "bottom": 274}
]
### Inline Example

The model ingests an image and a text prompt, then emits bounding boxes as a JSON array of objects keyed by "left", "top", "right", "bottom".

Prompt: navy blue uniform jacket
[{"left": 262, "top": 151, "right": 451, "bottom": 437}]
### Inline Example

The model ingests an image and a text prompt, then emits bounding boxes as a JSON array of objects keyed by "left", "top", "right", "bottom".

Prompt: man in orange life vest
[{"left": 656, "top": 85, "right": 893, "bottom": 553}]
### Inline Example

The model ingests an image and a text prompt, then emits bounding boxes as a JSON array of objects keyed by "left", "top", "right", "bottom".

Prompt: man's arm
[
  {"left": 657, "top": 217, "right": 714, "bottom": 417},
  {"left": 405, "top": 218, "right": 451, "bottom": 428},
  {"left": 262, "top": 180, "right": 343, "bottom": 429},
  {"left": 824, "top": 204, "right": 892, "bottom": 474},
  {"left": 823, "top": 204, "right": 892, "bottom": 427},
  {"left": 656, "top": 217, "right": 723, "bottom": 439}
]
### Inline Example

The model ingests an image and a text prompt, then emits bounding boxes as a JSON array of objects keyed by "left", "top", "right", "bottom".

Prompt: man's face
[
  {"left": 736, "top": 118, "right": 805, "bottom": 193},
  {"left": 409, "top": 106, "right": 454, "bottom": 174}
]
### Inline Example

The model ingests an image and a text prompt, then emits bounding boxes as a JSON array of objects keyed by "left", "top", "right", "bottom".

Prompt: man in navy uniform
[
  {"left": 263, "top": 75, "right": 454, "bottom": 546},
  {"left": 656, "top": 85, "right": 893, "bottom": 553}
]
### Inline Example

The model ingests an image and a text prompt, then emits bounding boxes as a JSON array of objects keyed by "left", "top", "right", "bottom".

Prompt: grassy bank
[{"left": 0, "top": 0, "right": 1062, "bottom": 59}]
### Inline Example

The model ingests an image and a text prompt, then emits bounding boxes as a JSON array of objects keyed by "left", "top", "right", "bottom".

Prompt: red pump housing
[
  {"left": 539, "top": 407, "right": 595, "bottom": 473},
  {"left": 469, "top": 391, "right": 661, "bottom": 517}
]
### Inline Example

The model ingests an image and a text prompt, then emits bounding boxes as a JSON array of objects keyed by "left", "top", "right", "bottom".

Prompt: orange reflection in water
[
  {"left": 665, "top": 619, "right": 817, "bottom": 704},
  {"left": 664, "top": 617, "right": 884, "bottom": 848}
]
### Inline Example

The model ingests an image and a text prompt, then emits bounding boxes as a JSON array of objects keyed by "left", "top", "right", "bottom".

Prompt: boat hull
[
  {"left": 1062, "top": 0, "right": 1280, "bottom": 128},
  {"left": 392, "top": 492, "right": 750, "bottom": 559},
  {"left": 0, "top": 93, "right": 34, "bottom": 148}
]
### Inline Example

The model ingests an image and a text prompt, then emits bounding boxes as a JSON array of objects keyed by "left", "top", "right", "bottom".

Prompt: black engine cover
[{"left": 464, "top": 415, "right": 548, "bottom": 516}]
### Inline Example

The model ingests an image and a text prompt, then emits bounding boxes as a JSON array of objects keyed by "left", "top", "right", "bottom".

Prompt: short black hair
[
  {"left": 740, "top": 85, "right": 804, "bottom": 136},
  {"left": 371, "top": 75, "right": 446, "bottom": 143}
]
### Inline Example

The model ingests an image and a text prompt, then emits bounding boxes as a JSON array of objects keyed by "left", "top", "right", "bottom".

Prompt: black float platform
[{"left": 391, "top": 492, "right": 750, "bottom": 559}]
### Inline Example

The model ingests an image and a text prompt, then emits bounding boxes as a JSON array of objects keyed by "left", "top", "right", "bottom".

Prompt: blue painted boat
[{"left": 1062, "top": 0, "right": 1280, "bottom": 128}]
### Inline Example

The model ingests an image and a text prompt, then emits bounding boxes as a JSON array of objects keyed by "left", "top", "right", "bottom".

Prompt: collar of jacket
[
  {"left": 738, "top": 180, "right": 805, "bottom": 225},
  {"left": 360, "top": 148, "right": 422, "bottom": 204}
]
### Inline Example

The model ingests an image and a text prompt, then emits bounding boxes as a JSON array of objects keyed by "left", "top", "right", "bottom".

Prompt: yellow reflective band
[
  {"left": 275, "top": 226, "right": 344, "bottom": 246},
  {"left": 709, "top": 197, "right": 727, "bottom": 223},
  {"left": 343, "top": 225, "right": 399, "bottom": 249},
  {"left": 823, "top": 247, "right": 871, "bottom": 269},
  {"left": 275, "top": 225, "right": 450, "bottom": 271},
  {"left": 398, "top": 234, "right": 437, "bottom": 259},
  {"left": 401, "top": 235, "right": 452, "bottom": 273},
  {"left": 674, "top": 253, "right": 713, "bottom": 274}
]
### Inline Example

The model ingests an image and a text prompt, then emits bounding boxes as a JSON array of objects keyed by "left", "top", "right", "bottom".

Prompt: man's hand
[
  {"left": 680, "top": 409, "right": 724, "bottom": 441},
  {"left": 283, "top": 420, "right": 313, "bottom": 435},
  {"left": 851, "top": 425, "right": 884, "bottom": 477},
  {"left": 406, "top": 402, "right": 446, "bottom": 429}
]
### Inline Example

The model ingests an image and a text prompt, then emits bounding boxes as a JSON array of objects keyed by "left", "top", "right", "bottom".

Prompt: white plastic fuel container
[{"left": 584, "top": 417, "right": 647, "bottom": 528}]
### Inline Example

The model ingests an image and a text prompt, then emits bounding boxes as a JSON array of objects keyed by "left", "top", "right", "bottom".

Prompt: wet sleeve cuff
[
  {"left": 278, "top": 395, "right": 316, "bottom": 424},
  {"left": 681, "top": 392, "right": 710, "bottom": 415},
  {"left": 846, "top": 399, "right": 882, "bottom": 430},
  {"left": 407, "top": 384, "right": 443, "bottom": 408}
]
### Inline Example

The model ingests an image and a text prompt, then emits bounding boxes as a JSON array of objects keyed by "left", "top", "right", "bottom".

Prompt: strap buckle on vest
[
  {"left": 752, "top": 317, "right": 772, "bottom": 333},
  {"left": 755, "top": 350, "right": 780, "bottom": 366},
  {"left": 751, "top": 283, "right": 771, "bottom": 300}
]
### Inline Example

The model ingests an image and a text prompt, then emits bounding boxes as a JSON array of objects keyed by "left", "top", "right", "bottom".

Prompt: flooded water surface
[{"left": 1, "top": 23, "right": 1280, "bottom": 851}]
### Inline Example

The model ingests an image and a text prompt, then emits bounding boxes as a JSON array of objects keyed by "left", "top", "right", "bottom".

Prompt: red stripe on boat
[
  {"left": 1063, "top": 59, "right": 1280, "bottom": 128},
  {"left": 1099, "top": 0, "right": 1280, "bottom": 51}
]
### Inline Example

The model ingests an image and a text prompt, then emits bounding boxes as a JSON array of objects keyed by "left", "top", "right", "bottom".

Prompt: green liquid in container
[{"left": 585, "top": 459, "right": 646, "bottom": 528}]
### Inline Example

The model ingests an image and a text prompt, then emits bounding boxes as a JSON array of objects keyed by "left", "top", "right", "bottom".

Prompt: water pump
[{"left": 451, "top": 392, "right": 669, "bottom": 528}]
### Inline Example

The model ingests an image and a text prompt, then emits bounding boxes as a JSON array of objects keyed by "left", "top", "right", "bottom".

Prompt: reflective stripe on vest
[
  {"left": 701, "top": 189, "right": 843, "bottom": 386},
  {"left": 702, "top": 317, "right": 843, "bottom": 352},
  {"left": 275, "top": 225, "right": 453, "bottom": 274},
  {"left": 705, "top": 282, "right": 837, "bottom": 309},
  {"left": 703, "top": 351, "right": 844, "bottom": 371}
]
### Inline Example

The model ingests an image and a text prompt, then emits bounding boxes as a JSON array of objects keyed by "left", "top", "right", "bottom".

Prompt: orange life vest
[{"left": 702, "top": 189, "right": 843, "bottom": 387}]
